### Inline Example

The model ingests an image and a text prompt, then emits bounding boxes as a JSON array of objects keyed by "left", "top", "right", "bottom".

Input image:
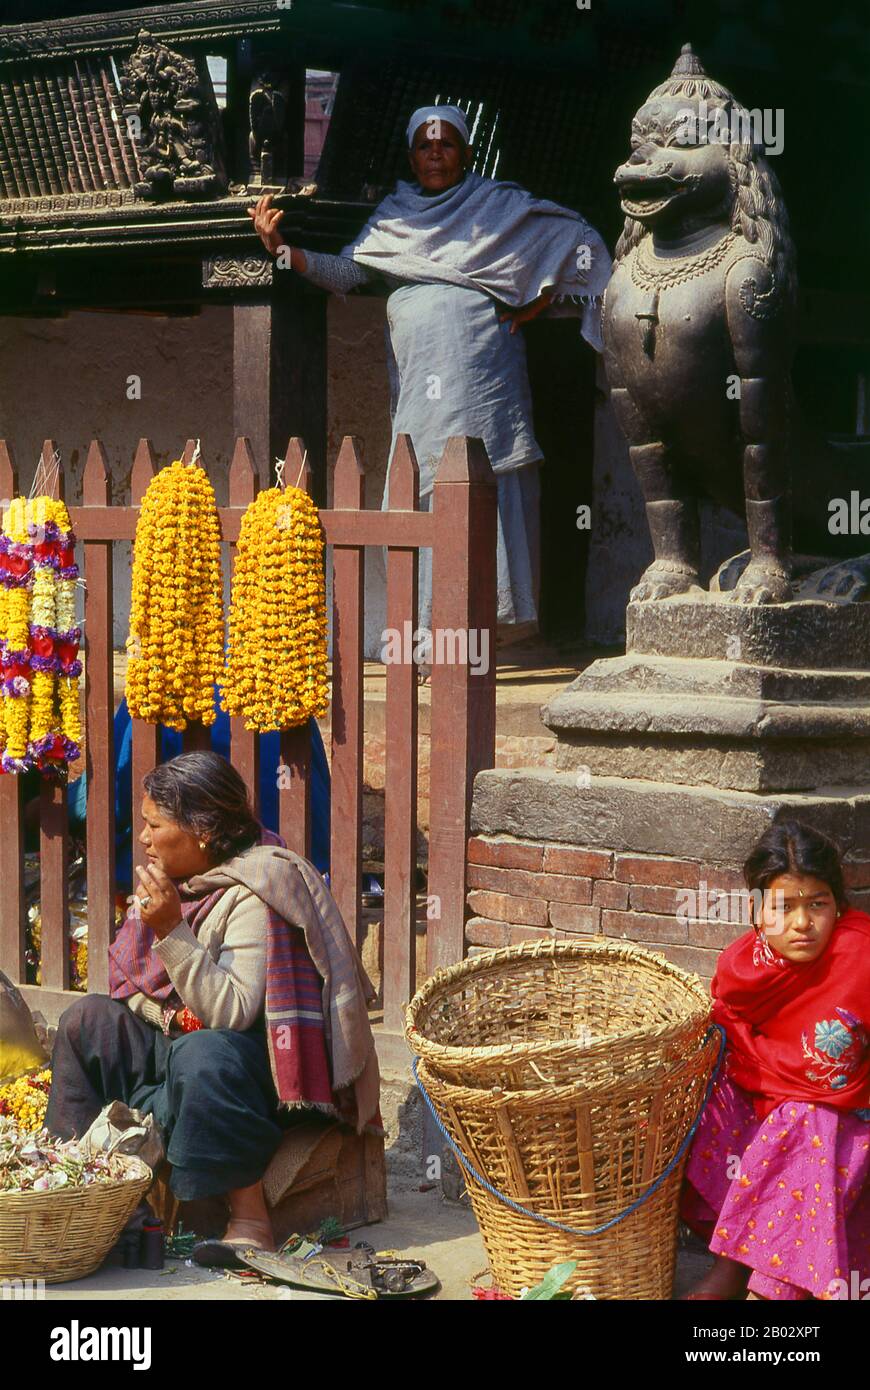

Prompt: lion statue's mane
[{"left": 612, "top": 67, "right": 797, "bottom": 313}]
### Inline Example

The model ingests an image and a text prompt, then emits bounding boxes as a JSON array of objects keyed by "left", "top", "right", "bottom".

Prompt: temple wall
[
  {"left": 0, "top": 301, "right": 741, "bottom": 655},
  {"left": 0, "top": 306, "right": 236, "bottom": 649},
  {"left": 323, "top": 294, "right": 392, "bottom": 659},
  {"left": 0, "top": 297, "right": 393, "bottom": 656}
]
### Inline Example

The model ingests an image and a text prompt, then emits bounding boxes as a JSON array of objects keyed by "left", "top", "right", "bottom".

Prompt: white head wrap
[{"left": 406, "top": 104, "right": 470, "bottom": 148}]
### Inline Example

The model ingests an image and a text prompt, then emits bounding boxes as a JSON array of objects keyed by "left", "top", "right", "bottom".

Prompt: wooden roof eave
[
  {"left": 0, "top": 0, "right": 280, "bottom": 65},
  {"left": 0, "top": 195, "right": 374, "bottom": 257}
]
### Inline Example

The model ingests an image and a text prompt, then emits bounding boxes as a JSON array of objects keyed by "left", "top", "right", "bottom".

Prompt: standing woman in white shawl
[{"left": 250, "top": 105, "right": 610, "bottom": 660}]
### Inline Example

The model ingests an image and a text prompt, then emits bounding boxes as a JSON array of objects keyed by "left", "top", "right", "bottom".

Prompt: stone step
[
  {"left": 471, "top": 766, "right": 870, "bottom": 864},
  {"left": 627, "top": 596, "right": 870, "bottom": 668},
  {"left": 542, "top": 626, "right": 870, "bottom": 793},
  {"left": 320, "top": 687, "right": 556, "bottom": 742},
  {"left": 550, "top": 654, "right": 870, "bottom": 704},
  {"left": 552, "top": 730, "right": 870, "bottom": 793},
  {"left": 545, "top": 689, "right": 870, "bottom": 741}
]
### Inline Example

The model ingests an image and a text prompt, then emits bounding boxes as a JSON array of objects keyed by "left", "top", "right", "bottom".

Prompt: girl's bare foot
[{"left": 681, "top": 1255, "right": 750, "bottom": 1300}]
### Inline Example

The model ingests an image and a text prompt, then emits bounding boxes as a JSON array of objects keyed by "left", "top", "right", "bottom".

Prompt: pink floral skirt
[{"left": 681, "top": 1070, "right": 870, "bottom": 1300}]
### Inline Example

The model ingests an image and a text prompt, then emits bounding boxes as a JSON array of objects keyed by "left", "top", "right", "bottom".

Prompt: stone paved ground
[{"left": 41, "top": 1186, "right": 712, "bottom": 1302}]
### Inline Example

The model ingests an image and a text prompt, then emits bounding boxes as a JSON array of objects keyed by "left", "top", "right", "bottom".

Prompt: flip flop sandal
[
  {"left": 191, "top": 1238, "right": 270, "bottom": 1269},
  {"left": 242, "top": 1248, "right": 440, "bottom": 1299}
]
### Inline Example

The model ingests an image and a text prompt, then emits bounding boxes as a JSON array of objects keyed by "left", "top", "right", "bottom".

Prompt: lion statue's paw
[
  {"left": 629, "top": 562, "right": 700, "bottom": 603},
  {"left": 725, "top": 561, "right": 793, "bottom": 606}
]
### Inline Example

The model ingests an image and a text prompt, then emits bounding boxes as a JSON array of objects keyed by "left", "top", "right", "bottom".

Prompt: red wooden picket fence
[{"left": 0, "top": 432, "right": 497, "bottom": 1033}]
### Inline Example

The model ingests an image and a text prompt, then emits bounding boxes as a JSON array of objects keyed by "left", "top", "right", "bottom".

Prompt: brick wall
[{"left": 466, "top": 835, "right": 870, "bottom": 984}]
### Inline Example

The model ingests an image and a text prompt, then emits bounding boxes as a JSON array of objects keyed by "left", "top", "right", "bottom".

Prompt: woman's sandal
[
  {"left": 192, "top": 1220, "right": 275, "bottom": 1269},
  {"left": 191, "top": 1237, "right": 270, "bottom": 1269}
]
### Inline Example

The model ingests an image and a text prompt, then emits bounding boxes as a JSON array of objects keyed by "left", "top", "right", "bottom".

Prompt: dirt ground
[{"left": 40, "top": 1185, "right": 713, "bottom": 1302}]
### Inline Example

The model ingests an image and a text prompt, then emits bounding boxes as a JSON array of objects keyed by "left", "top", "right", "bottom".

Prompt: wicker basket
[
  {"left": 417, "top": 1029, "right": 720, "bottom": 1300},
  {"left": 406, "top": 938, "right": 711, "bottom": 1090},
  {"left": 0, "top": 1155, "right": 152, "bottom": 1283}
]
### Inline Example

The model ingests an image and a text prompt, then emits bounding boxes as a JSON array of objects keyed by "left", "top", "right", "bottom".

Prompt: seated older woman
[{"left": 45, "top": 751, "right": 379, "bottom": 1264}]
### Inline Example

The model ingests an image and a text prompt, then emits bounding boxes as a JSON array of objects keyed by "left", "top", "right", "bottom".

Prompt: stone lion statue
[{"left": 602, "top": 43, "right": 869, "bottom": 604}]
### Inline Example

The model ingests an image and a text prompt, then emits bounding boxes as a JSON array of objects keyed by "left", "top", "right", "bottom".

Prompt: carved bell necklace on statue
[
  {"left": 631, "top": 230, "right": 738, "bottom": 355},
  {"left": 635, "top": 288, "right": 660, "bottom": 357}
]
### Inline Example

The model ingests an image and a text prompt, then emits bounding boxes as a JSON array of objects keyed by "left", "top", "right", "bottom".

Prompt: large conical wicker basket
[
  {"left": 406, "top": 938, "right": 712, "bottom": 1090},
  {"left": 0, "top": 1155, "right": 151, "bottom": 1283},
  {"left": 406, "top": 940, "right": 718, "bottom": 1299}
]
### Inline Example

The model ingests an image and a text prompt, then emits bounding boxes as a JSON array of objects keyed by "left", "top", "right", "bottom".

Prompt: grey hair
[{"left": 142, "top": 752, "right": 261, "bottom": 863}]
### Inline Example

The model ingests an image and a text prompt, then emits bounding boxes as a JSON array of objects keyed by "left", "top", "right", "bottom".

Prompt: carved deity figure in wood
[{"left": 122, "top": 29, "right": 227, "bottom": 200}]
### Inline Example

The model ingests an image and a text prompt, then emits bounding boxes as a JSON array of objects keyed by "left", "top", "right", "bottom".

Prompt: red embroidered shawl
[{"left": 712, "top": 908, "right": 870, "bottom": 1119}]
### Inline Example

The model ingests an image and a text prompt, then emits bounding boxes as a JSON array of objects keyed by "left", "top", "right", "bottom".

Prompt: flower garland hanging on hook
[
  {"left": 0, "top": 496, "right": 82, "bottom": 774},
  {"left": 125, "top": 453, "right": 223, "bottom": 730},
  {"left": 222, "top": 480, "right": 329, "bottom": 731}
]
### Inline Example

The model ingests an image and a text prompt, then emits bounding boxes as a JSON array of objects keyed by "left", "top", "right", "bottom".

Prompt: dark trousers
[{"left": 45, "top": 994, "right": 285, "bottom": 1200}]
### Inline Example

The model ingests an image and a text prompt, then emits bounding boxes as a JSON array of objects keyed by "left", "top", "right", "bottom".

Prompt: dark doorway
[{"left": 524, "top": 319, "right": 597, "bottom": 642}]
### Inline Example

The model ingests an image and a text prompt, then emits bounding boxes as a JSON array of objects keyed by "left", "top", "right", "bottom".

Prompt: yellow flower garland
[
  {"left": 125, "top": 460, "right": 224, "bottom": 730},
  {"left": 0, "top": 498, "right": 31, "bottom": 762},
  {"left": 30, "top": 560, "right": 58, "bottom": 748},
  {"left": 222, "top": 487, "right": 329, "bottom": 731},
  {"left": 0, "top": 495, "right": 82, "bottom": 773},
  {"left": 0, "top": 589, "right": 5, "bottom": 750}
]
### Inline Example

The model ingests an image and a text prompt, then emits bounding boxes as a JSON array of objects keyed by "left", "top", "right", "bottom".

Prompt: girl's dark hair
[
  {"left": 743, "top": 819, "right": 847, "bottom": 909},
  {"left": 143, "top": 752, "right": 260, "bottom": 863}
]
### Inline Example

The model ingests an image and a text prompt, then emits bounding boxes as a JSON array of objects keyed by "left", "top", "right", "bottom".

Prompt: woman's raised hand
[
  {"left": 134, "top": 862, "right": 184, "bottom": 941},
  {"left": 247, "top": 192, "right": 285, "bottom": 256}
]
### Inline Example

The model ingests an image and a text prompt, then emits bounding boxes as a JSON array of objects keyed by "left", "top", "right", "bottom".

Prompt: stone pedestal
[{"left": 467, "top": 596, "right": 870, "bottom": 981}]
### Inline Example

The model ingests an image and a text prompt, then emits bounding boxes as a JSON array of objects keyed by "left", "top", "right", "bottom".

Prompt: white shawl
[{"left": 341, "top": 170, "right": 611, "bottom": 349}]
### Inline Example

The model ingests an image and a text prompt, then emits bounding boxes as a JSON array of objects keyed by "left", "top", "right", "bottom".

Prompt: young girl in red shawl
[{"left": 681, "top": 820, "right": 870, "bottom": 1301}]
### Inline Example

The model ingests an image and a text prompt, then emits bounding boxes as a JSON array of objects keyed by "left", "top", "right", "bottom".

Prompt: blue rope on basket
[{"left": 413, "top": 1023, "right": 726, "bottom": 1238}]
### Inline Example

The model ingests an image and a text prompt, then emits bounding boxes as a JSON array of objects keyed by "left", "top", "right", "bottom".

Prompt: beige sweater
[{"left": 125, "top": 884, "right": 269, "bottom": 1033}]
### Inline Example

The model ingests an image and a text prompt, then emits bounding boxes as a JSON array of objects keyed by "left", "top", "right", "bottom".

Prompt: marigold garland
[
  {"left": 0, "top": 1069, "right": 51, "bottom": 1133},
  {"left": 222, "top": 486, "right": 329, "bottom": 730},
  {"left": 0, "top": 495, "right": 82, "bottom": 774},
  {"left": 125, "top": 459, "right": 223, "bottom": 730}
]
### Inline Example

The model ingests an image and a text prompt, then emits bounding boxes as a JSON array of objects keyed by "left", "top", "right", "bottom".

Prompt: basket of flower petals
[{"left": 0, "top": 1118, "right": 151, "bottom": 1282}]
